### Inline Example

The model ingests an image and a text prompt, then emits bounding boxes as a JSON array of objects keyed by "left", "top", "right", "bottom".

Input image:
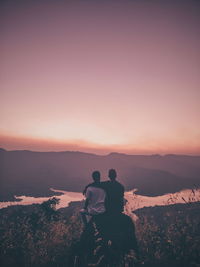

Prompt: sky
[{"left": 0, "top": 0, "right": 200, "bottom": 155}]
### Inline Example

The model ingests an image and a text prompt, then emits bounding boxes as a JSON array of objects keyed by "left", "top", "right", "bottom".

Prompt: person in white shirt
[{"left": 80, "top": 171, "right": 106, "bottom": 225}]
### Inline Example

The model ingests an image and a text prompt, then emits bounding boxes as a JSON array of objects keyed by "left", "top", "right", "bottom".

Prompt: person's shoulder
[
  {"left": 99, "top": 181, "right": 110, "bottom": 191},
  {"left": 83, "top": 183, "right": 94, "bottom": 194},
  {"left": 101, "top": 181, "right": 109, "bottom": 185},
  {"left": 86, "top": 182, "right": 93, "bottom": 187},
  {"left": 86, "top": 185, "right": 106, "bottom": 195},
  {"left": 84, "top": 184, "right": 95, "bottom": 195},
  {"left": 87, "top": 182, "right": 104, "bottom": 190},
  {"left": 100, "top": 181, "right": 110, "bottom": 187},
  {"left": 115, "top": 180, "right": 124, "bottom": 188},
  {"left": 115, "top": 181, "right": 125, "bottom": 193}
]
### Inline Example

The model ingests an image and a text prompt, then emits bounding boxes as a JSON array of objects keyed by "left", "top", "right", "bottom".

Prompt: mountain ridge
[
  {"left": 0, "top": 148, "right": 200, "bottom": 201},
  {"left": 1, "top": 147, "right": 200, "bottom": 157}
]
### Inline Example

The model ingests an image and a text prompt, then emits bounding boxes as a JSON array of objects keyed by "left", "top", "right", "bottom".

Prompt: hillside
[
  {"left": 0, "top": 198, "right": 199, "bottom": 267},
  {"left": 0, "top": 148, "right": 200, "bottom": 201},
  {"left": 135, "top": 202, "right": 200, "bottom": 267}
]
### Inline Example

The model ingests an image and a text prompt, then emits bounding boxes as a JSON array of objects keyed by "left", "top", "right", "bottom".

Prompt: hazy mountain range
[{"left": 0, "top": 148, "right": 200, "bottom": 201}]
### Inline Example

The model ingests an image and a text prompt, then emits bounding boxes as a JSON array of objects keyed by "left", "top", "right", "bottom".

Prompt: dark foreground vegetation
[
  {"left": 135, "top": 202, "right": 200, "bottom": 267},
  {"left": 0, "top": 199, "right": 200, "bottom": 267}
]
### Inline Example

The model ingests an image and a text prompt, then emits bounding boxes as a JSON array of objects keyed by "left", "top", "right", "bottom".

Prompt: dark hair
[
  {"left": 92, "top": 170, "right": 100, "bottom": 182},
  {"left": 108, "top": 169, "right": 117, "bottom": 180}
]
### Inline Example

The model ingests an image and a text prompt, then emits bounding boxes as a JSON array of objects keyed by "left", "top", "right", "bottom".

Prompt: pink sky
[{"left": 0, "top": 0, "right": 200, "bottom": 155}]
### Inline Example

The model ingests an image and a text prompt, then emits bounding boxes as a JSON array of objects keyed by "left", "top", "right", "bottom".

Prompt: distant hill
[{"left": 0, "top": 148, "right": 200, "bottom": 201}]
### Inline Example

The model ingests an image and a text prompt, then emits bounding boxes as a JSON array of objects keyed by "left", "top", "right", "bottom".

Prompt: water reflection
[{"left": 0, "top": 188, "right": 199, "bottom": 211}]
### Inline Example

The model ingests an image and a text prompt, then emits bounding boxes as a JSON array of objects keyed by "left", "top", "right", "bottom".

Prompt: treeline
[{"left": 0, "top": 200, "right": 200, "bottom": 267}]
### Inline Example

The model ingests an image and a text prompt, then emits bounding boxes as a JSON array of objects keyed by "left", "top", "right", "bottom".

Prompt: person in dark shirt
[{"left": 101, "top": 169, "right": 124, "bottom": 214}]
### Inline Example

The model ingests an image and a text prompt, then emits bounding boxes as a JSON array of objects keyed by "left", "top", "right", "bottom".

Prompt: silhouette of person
[
  {"left": 78, "top": 169, "right": 140, "bottom": 265},
  {"left": 101, "top": 169, "right": 125, "bottom": 214},
  {"left": 80, "top": 171, "right": 106, "bottom": 225}
]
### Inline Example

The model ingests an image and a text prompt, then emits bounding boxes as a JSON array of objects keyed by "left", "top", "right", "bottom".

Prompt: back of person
[
  {"left": 101, "top": 169, "right": 124, "bottom": 214},
  {"left": 81, "top": 171, "right": 106, "bottom": 225},
  {"left": 85, "top": 185, "right": 106, "bottom": 215}
]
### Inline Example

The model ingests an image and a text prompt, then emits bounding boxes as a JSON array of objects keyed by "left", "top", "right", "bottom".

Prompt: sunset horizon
[{"left": 0, "top": 134, "right": 200, "bottom": 156}]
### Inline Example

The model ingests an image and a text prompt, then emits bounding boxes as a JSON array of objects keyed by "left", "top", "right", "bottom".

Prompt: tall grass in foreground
[{"left": 0, "top": 193, "right": 200, "bottom": 267}]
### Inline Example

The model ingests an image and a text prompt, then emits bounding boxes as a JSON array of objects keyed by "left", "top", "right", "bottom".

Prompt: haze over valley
[{"left": 0, "top": 148, "right": 199, "bottom": 202}]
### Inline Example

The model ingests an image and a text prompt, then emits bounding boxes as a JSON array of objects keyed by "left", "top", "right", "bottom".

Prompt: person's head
[
  {"left": 108, "top": 169, "right": 117, "bottom": 181},
  {"left": 92, "top": 170, "right": 101, "bottom": 182}
]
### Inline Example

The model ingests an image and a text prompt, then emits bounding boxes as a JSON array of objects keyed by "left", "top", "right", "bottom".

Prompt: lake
[{"left": 0, "top": 188, "right": 199, "bottom": 214}]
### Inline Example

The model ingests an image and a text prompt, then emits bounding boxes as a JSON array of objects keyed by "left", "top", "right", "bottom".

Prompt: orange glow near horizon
[
  {"left": 0, "top": 0, "right": 200, "bottom": 155},
  {"left": 0, "top": 134, "right": 200, "bottom": 156}
]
